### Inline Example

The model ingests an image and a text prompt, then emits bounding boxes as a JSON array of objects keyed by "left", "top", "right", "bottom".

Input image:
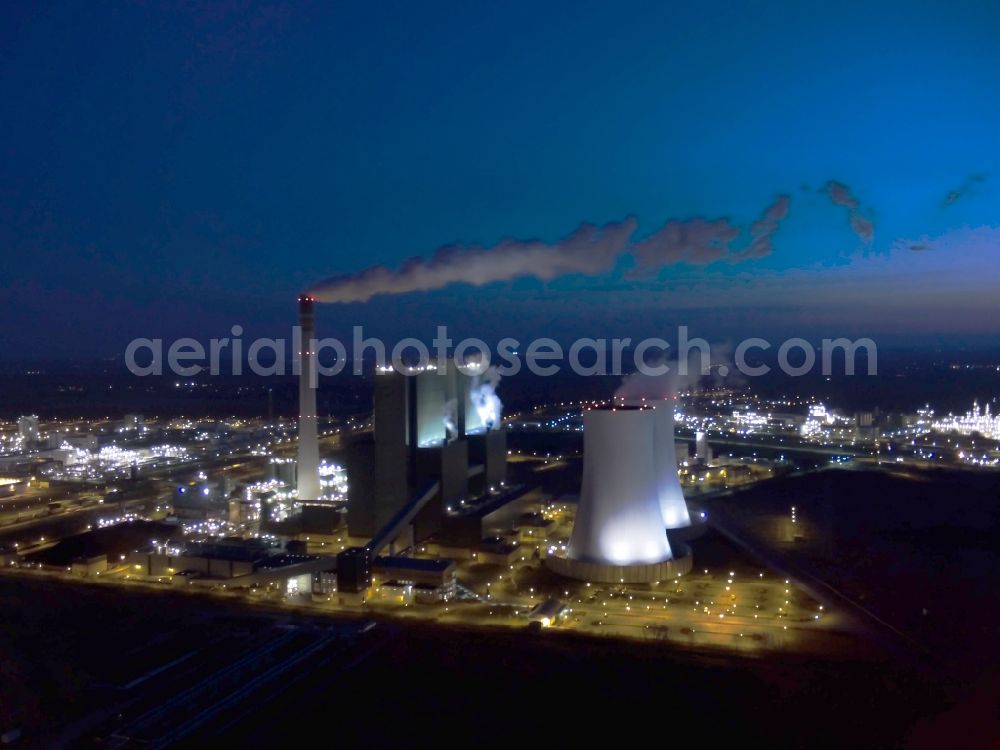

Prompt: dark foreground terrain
[
  {"left": 3, "top": 572, "right": 996, "bottom": 749},
  {"left": 708, "top": 466, "right": 1000, "bottom": 680}
]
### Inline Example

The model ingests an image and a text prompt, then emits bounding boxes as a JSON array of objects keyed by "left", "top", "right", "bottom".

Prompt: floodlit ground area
[
  {"left": 429, "top": 500, "right": 853, "bottom": 655},
  {"left": 7, "top": 490, "right": 859, "bottom": 663}
]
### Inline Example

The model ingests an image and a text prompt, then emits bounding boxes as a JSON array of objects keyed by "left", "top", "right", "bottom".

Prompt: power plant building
[
  {"left": 293, "top": 295, "right": 509, "bottom": 586},
  {"left": 343, "top": 362, "right": 506, "bottom": 541}
]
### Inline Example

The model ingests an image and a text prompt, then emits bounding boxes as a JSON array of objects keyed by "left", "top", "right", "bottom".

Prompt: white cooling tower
[
  {"left": 650, "top": 399, "right": 691, "bottom": 529},
  {"left": 567, "top": 407, "right": 673, "bottom": 566},
  {"left": 296, "top": 295, "right": 321, "bottom": 501}
]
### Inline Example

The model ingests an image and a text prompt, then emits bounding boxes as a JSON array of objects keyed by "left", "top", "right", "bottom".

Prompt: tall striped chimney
[{"left": 297, "top": 295, "right": 321, "bottom": 501}]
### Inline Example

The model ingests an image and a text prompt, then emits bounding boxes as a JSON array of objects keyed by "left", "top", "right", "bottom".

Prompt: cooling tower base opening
[{"left": 545, "top": 543, "right": 693, "bottom": 584}]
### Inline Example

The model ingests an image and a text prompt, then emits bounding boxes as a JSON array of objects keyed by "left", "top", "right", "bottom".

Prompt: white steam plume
[
  {"left": 308, "top": 218, "right": 637, "bottom": 303},
  {"left": 442, "top": 398, "right": 458, "bottom": 442},
  {"left": 631, "top": 195, "right": 790, "bottom": 269},
  {"left": 613, "top": 346, "right": 734, "bottom": 403},
  {"left": 306, "top": 196, "right": 791, "bottom": 303},
  {"left": 469, "top": 366, "right": 503, "bottom": 430}
]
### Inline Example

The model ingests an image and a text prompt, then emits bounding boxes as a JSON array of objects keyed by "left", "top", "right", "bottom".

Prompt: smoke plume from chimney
[{"left": 306, "top": 196, "right": 791, "bottom": 303}]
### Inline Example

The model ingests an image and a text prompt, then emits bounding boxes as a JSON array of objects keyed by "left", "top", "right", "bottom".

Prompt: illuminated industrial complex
[
  {"left": 7, "top": 4, "right": 1000, "bottom": 744},
  {"left": 0, "top": 299, "right": 996, "bottom": 750},
  {"left": 3, "top": 305, "right": 997, "bottom": 746}
]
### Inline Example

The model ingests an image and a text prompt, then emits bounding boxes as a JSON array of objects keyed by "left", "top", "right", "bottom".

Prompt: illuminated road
[{"left": 676, "top": 433, "right": 870, "bottom": 459}]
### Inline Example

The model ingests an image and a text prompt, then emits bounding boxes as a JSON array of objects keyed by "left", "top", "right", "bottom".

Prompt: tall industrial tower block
[
  {"left": 296, "top": 295, "right": 321, "bottom": 502},
  {"left": 567, "top": 407, "right": 673, "bottom": 566},
  {"left": 346, "top": 361, "right": 506, "bottom": 541},
  {"left": 650, "top": 399, "right": 691, "bottom": 529}
]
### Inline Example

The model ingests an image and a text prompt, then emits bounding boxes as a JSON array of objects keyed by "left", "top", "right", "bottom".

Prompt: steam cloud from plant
[
  {"left": 306, "top": 196, "right": 792, "bottom": 303},
  {"left": 613, "top": 346, "right": 733, "bottom": 403}
]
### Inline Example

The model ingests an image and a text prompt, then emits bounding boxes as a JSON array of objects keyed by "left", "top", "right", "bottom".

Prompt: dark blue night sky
[{"left": 2, "top": 1, "right": 998, "bottom": 359}]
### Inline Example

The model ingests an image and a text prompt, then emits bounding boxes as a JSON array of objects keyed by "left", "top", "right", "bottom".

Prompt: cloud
[
  {"left": 590, "top": 228, "right": 1000, "bottom": 334},
  {"left": 631, "top": 194, "right": 790, "bottom": 269},
  {"left": 849, "top": 213, "right": 875, "bottom": 243},
  {"left": 891, "top": 224, "right": 1000, "bottom": 255},
  {"left": 892, "top": 236, "right": 940, "bottom": 253},
  {"left": 630, "top": 217, "right": 741, "bottom": 268},
  {"left": 744, "top": 194, "right": 792, "bottom": 259},
  {"left": 943, "top": 173, "right": 988, "bottom": 206},
  {"left": 823, "top": 180, "right": 874, "bottom": 243},
  {"left": 825, "top": 180, "right": 860, "bottom": 209},
  {"left": 309, "top": 195, "right": 792, "bottom": 303}
]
